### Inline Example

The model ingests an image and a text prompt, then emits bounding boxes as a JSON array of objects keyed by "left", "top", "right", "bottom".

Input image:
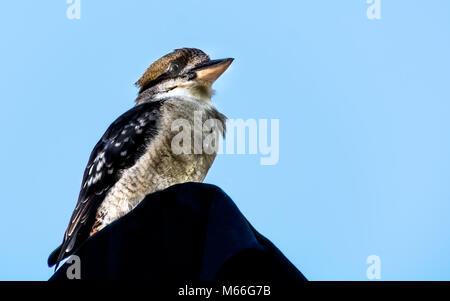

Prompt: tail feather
[
  {"left": 48, "top": 225, "right": 83, "bottom": 271},
  {"left": 47, "top": 245, "right": 62, "bottom": 270},
  {"left": 48, "top": 242, "right": 72, "bottom": 271}
]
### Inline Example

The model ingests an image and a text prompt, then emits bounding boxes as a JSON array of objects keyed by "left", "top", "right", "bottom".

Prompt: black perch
[{"left": 49, "top": 183, "right": 306, "bottom": 281}]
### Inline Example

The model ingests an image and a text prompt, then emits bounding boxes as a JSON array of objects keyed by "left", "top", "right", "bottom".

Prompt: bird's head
[{"left": 135, "top": 48, "right": 233, "bottom": 104}]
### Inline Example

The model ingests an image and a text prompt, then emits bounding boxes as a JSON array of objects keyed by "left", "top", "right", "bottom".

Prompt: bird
[{"left": 48, "top": 48, "right": 233, "bottom": 269}]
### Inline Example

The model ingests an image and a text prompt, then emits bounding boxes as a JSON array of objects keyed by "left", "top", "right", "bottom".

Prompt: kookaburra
[{"left": 48, "top": 48, "right": 233, "bottom": 269}]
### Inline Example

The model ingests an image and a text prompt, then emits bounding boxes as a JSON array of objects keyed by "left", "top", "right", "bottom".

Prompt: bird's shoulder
[
  {"left": 50, "top": 100, "right": 167, "bottom": 267},
  {"left": 66, "top": 100, "right": 165, "bottom": 241},
  {"left": 82, "top": 101, "right": 164, "bottom": 194}
]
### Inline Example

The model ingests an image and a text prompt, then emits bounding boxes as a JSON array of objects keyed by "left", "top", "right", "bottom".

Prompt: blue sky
[{"left": 1, "top": 1, "right": 450, "bottom": 280}]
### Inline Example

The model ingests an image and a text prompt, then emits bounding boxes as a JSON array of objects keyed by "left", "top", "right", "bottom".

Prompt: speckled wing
[{"left": 48, "top": 100, "right": 164, "bottom": 267}]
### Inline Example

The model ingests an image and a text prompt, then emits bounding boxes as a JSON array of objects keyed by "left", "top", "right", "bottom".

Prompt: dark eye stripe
[
  {"left": 168, "top": 57, "right": 187, "bottom": 74},
  {"left": 140, "top": 57, "right": 188, "bottom": 93},
  {"left": 169, "top": 63, "right": 179, "bottom": 72}
]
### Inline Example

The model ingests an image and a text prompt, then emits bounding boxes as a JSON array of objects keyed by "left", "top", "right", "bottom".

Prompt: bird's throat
[{"left": 162, "top": 84, "right": 213, "bottom": 103}]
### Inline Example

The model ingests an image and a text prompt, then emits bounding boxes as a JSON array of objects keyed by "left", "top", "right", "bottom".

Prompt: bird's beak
[{"left": 192, "top": 58, "right": 234, "bottom": 83}]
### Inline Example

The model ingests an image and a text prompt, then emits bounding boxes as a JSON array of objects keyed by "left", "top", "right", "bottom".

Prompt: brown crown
[{"left": 135, "top": 48, "right": 210, "bottom": 92}]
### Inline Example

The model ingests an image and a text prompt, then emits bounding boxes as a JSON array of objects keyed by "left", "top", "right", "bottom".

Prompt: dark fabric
[{"left": 49, "top": 183, "right": 307, "bottom": 281}]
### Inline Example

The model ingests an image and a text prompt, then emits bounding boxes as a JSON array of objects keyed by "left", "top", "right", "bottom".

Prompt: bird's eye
[{"left": 169, "top": 63, "right": 180, "bottom": 73}]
